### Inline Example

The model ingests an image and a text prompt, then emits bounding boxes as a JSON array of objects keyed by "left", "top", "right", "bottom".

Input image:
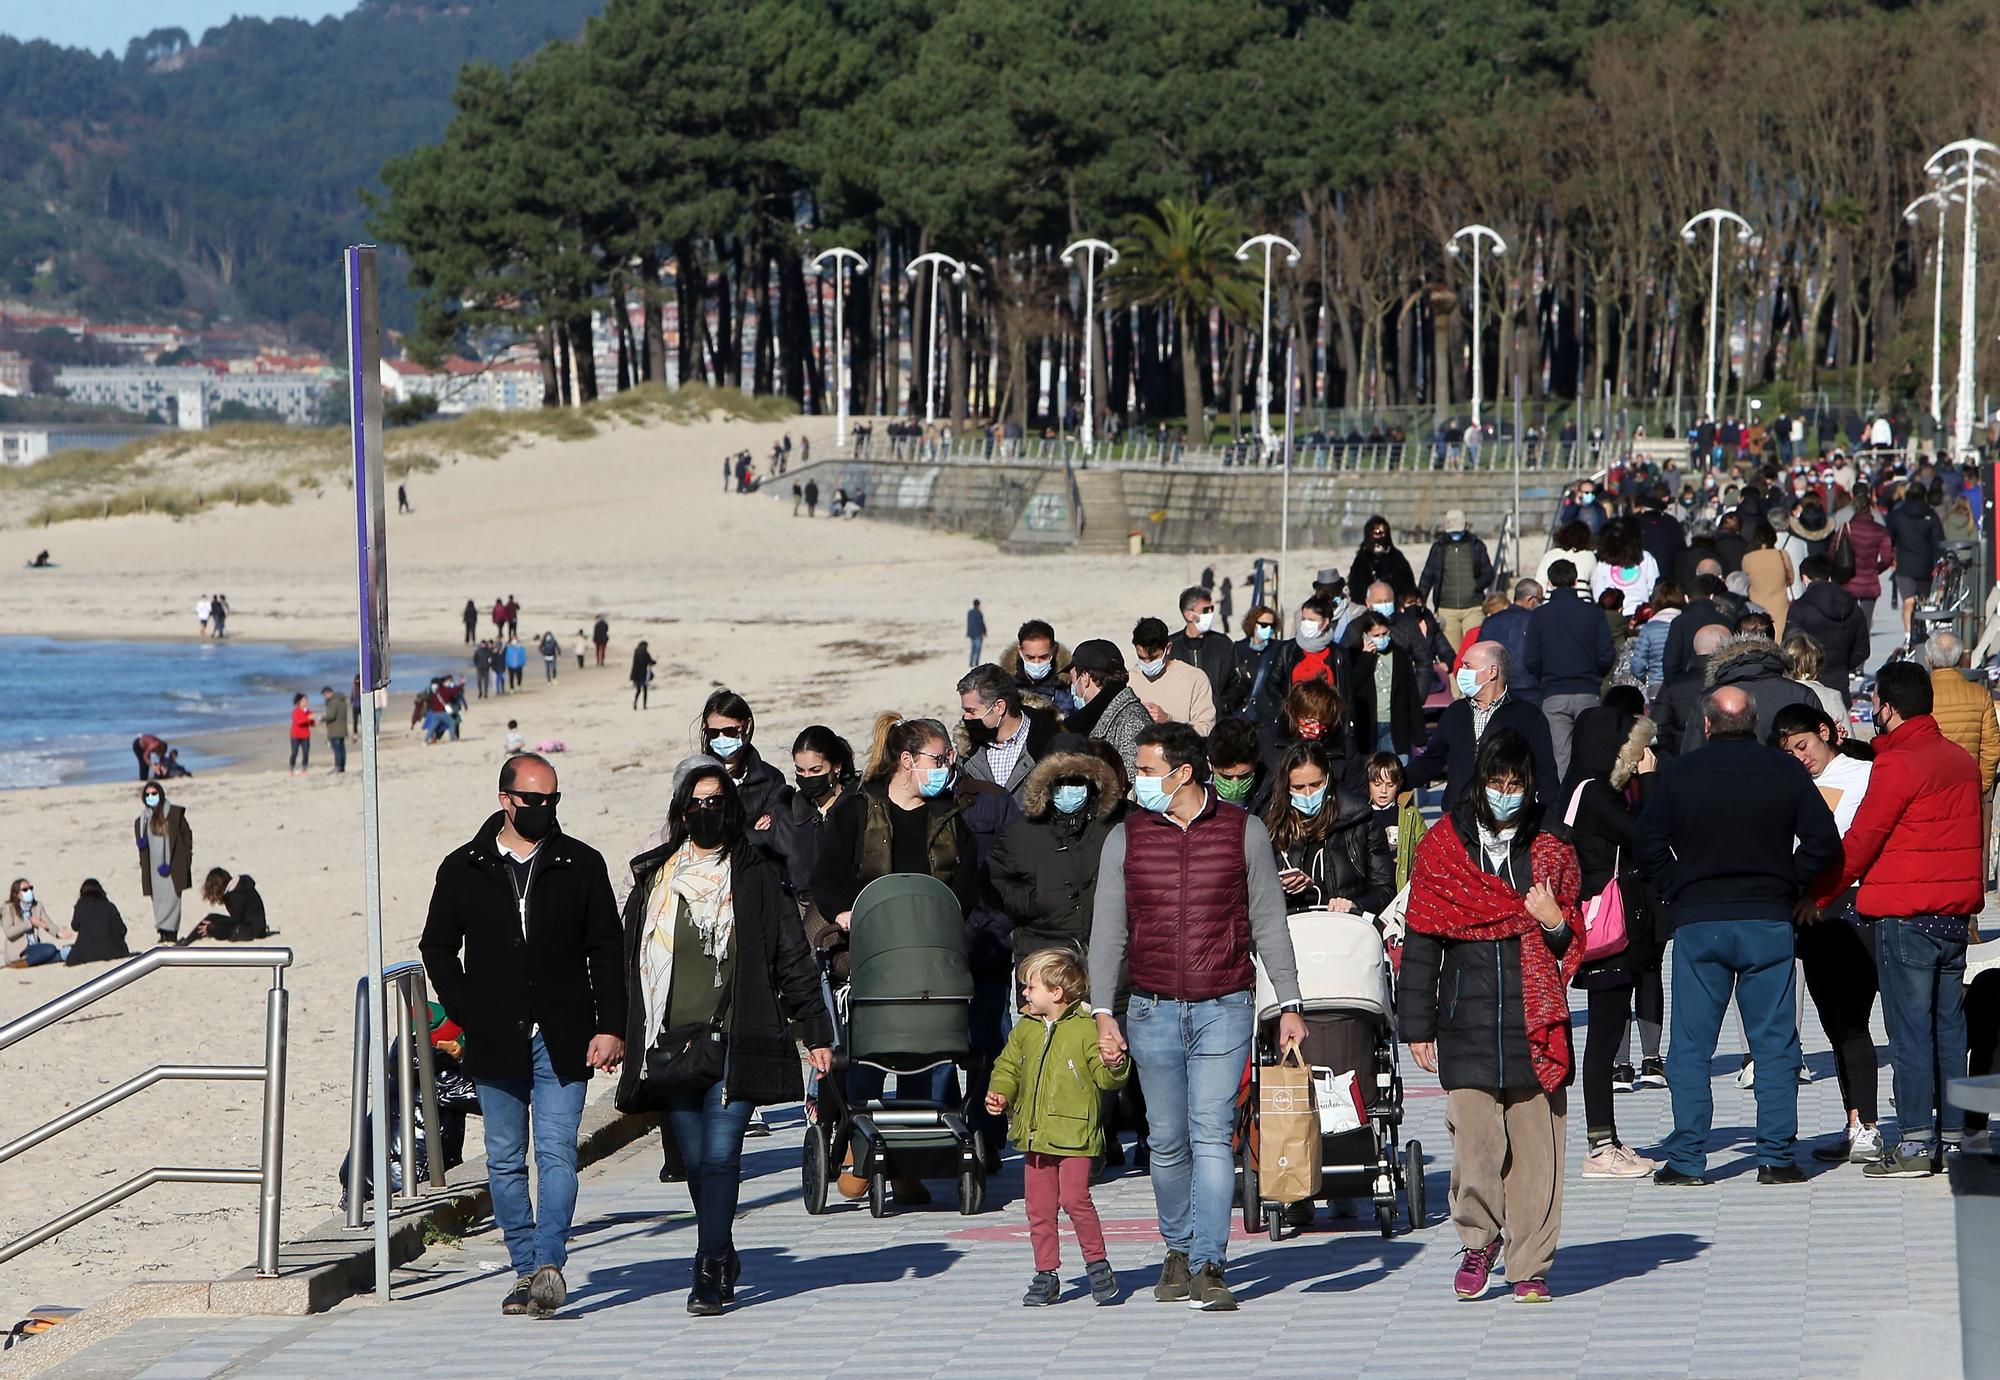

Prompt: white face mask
[
  {"left": 1137, "top": 656, "right": 1166, "bottom": 679},
  {"left": 1195, "top": 611, "right": 1214, "bottom": 633},
  {"left": 18, "top": 889, "right": 33, "bottom": 907},
  {"left": 1021, "top": 656, "right": 1053, "bottom": 681},
  {"left": 1297, "top": 620, "right": 1323, "bottom": 639}
]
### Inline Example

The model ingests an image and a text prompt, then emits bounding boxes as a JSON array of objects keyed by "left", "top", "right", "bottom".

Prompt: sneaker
[
  {"left": 1611, "top": 1063, "right": 1638, "bottom": 1093},
  {"left": 1862, "top": 1143, "right": 1937, "bottom": 1179},
  {"left": 1581, "top": 1144, "right": 1650, "bottom": 1179},
  {"left": 1797, "top": 1063, "right": 1815, "bottom": 1084},
  {"left": 835, "top": 1146, "right": 868, "bottom": 1200},
  {"left": 1187, "top": 1262, "right": 1237, "bottom": 1312},
  {"left": 501, "top": 1277, "right": 534, "bottom": 1316},
  {"left": 1511, "top": 1278, "right": 1552, "bottom": 1304},
  {"left": 1153, "top": 1249, "right": 1191, "bottom": 1302},
  {"left": 1637, "top": 1057, "right": 1667, "bottom": 1089},
  {"left": 528, "top": 1265, "right": 567, "bottom": 1316},
  {"left": 1963, "top": 1130, "right": 1992, "bottom": 1155},
  {"left": 1023, "top": 1270, "right": 1061, "bottom": 1307},
  {"left": 1757, "top": 1163, "right": 1808, "bottom": 1185},
  {"left": 1652, "top": 1165, "right": 1709, "bottom": 1187},
  {"left": 744, "top": 1110, "right": 771, "bottom": 1138},
  {"left": 1454, "top": 1239, "right": 1501, "bottom": 1299},
  {"left": 1735, "top": 1056, "right": 1755, "bottom": 1090},
  {"left": 1848, "top": 1126, "right": 1885, "bottom": 1164},
  {"left": 1086, "top": 1257, "right": 1120, "bottom": 1305}
]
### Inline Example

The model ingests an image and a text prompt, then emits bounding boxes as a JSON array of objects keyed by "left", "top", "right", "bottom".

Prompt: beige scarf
[{"left": 639, "top": 847, "right": 734, "bottom": 1052}]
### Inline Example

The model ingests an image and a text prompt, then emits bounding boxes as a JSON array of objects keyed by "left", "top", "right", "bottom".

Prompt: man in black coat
[
  {"left": 1524, "top": 560, "right": 1615, "bottom": 778},
  {"left": 1888, "top": 488, "right": 1944, "bottom": 635},
  {"left": 1168, "top": 584, "right": 1241, "bottom": 713},
  {"left": 1786, "top": 556, "right": 1869, "bottom": 699},
  {"left": 1662, "top": 573, "right": 1734, "bottom": 683},
  {"left": 1679, "top": 635, "right": 1820, "bottom": 753},
  {"left": 1408, "top": 640, "right": 1558, "bottom": 811},
  {"left": 1636, "top": 486, "right": 1687, "bottom": 583},
  {"left": 421, "top": 753, "right": 625, "bottom": 1318},
  {"left": 1649, "top": 623, "right": 1730, "bottom": 759}
]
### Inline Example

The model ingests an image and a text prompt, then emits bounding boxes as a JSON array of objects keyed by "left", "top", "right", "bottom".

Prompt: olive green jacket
[{"left": 988, "top": 1002, "right": 1128, "bottom": 1156}]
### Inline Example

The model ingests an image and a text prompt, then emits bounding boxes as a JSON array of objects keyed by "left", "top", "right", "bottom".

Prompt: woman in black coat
[
  {"left": 615, "top": 760, "right": 832, "bottom": 1316},
  {"left": 629, "top": 641, "right": 656, "bottom": 709},
  {"left": 1263, "top": 742, "right": 1394, "bottom": 915},
  {"left": 65, "top": 879, "right": 130, "bottom": 965},
  {"left": 1347, "top": 514, "right": 1417, "bottom": 600},
  {"left": 1344, "top": 610, "right": 1424, "bottom": 758},
  {"left": 183, "top": 868, "right": 268, "bottom": 943},
  {"left": 987, "top": 741, "right": 1123, "bottom": 961},
  {"left": 694, "top": 689, "right": 787, "bottom": 835}
]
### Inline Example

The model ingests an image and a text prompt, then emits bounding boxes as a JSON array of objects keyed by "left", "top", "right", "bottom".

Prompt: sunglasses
[
  {"left": 685, "top": 795, "right": 727, "bottom": 812},
  {"left": 701, "top": 724, "right": 746, "bottom": 739},
  {"left": 506, "top": 790, "right": 560, "bottom": 807}
]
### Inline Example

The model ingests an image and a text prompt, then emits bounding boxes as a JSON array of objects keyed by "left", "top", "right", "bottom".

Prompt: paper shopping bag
[{"left": 1258, "top": 1048, "right": 1323, "bottom": 1203}]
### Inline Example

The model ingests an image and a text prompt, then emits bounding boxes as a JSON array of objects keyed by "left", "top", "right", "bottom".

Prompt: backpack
[{"left": 1826, "top": 524, "right": 1856, "bottom": 584}]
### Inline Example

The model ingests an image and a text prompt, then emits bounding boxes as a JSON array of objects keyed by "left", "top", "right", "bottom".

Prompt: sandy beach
[{"left": 0, "top": 409, "right": 1403, "bottom": 1324}]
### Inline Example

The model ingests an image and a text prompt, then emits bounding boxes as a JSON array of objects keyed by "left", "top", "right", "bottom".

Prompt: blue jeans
[
  {"left": 474, "top": 1032, "right": 588, "bottom": 1276},
  {"left": 1875, "top": 917, "right": 1970, "bottom": 1142},
  {"left": 1125, "top": 990, "right": 1253, "bottom": 1270},
  {"left": 1663, "top": 919, "right": 1800, "bottom": 1172},
  {"left": 664, "top": 1078, "right": 755, "bottom": 1259}
]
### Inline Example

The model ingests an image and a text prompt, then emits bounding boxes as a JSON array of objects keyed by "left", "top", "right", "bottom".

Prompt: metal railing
[
  {"left": 345, "top": 961, "right": 444, "bottom": 1227},
  {"left": 803, "top": 431, "right": 1601, "bottom": 475},
  {"left": 0, "top": 946, "right": 292, "bottom": 1276}
]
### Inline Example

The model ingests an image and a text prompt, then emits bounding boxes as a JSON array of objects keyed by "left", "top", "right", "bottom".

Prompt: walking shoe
[
  {"left": 687, "top": 1255, "right": 726, "bottom": 1316},
  {"left": 1652, "top": 1165, "right": 1709, "bottom": 1187},
  {"left": 1454, "top": 1239, "right": 1501, "bottom": 1299},
  {"left": 501, "top": 1277, "right": 534, "bottom": 1316},
  {"left": 1187, "top": 1263, "right": 1237, "bottom": 1312},
  {"left": 1848, "top": 1126, "right": 1885, "bottom": 1164},
  {"left": 1615, "top": 1144, "right": 1658, "bottom": 1173},
  {"left": 1862, "top": 1143, "right": 1937, "bottom": 1179},
  {"left": 1735, "top": 1056, "right": 1755, "bottom": 1089},
  {"left": 1964, "top": 1130, "right": 1993, "bottom": 1155},
  {"left": 722, "top": 1248, "right": 741, "bottom": 1303},
  {"left": 1810, "top": 1128, "right": 1855, "bottom": 1162},
  {"left": 1637, "top": 1057, "right": 1667, "bottom": 1089},
  {"left": 1757, "top": 1163, "right": 1808, "bottom": 1185},
  {"left": 744, "top": 1109, "right": 771, "bottom": 1138},
  {"left": 528, "top": 1265, "right": 567, "bottom": 1316},
  {"left": 1153, "top": 1249, "right": 1191, "bottom": 1302},
  {"left": 1022, "top": 1270, "right": 1061, "bottom": 1307},
  {"left": 1611, "top": 1063, "right": 1638, "bottom": 1093},
  {"left": 1797, "top": 1063, "right": 1815, "bottom": 1084},
  {"left": 1086, "top": 1257, "right": 1120, "bottom": 1305},
  {"left": 1511, "top": 1278, "right": 1552, "bottom": 1304},
  {"left": 1581, "top": 1144, "right": 1650, "bottom": 1179},
  {"left": 836, "top": 1147, "right": 868, "bottom": 1200}
]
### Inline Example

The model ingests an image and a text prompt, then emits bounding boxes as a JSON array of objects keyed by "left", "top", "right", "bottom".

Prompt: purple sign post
[{"left": 344, "top": 244, "right": 393, "bottom": 1299}]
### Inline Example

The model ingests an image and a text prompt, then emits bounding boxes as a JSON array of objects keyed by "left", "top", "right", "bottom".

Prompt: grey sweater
[{"left": 1087, "top": 800, "right": 1303, "bottom": 1012}]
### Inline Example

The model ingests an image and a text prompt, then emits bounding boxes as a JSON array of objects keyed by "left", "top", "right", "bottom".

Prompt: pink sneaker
[
  {"left": 1453, "top": 1239, "right": 1501, "bottom": 1299},
  {"left": 1512, "top": 1279, "right": 1552, "bottom": 1303}
]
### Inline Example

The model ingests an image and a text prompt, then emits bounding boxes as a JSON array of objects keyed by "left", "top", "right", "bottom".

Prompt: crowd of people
[{"left": 415, "top": 440, "right": 1994, "bottom": 1323}]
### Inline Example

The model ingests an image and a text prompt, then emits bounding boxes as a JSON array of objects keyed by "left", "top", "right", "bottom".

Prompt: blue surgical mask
[
  {"left": 1133, "top": 772, "right": 1177, "bottom": 812},
  {"left": 707, "top": 735, "right": 743, "bottom": 758},
  {"left": 1581, "top": 493, "right": 1596, "bottom": 505},
  {"left": 1289, "top": 786, "right": 1326, "bottom": 817},
  {"left": 1329, "top": 595, "right": 1347, "bottom": 611},
  {"left": 918, "top": 765, "right": 952, "bottom": 797},
  {"left": 1137, "top": 657, "right": 1165, "bottom": 679},
  {"left": 1052, "top": 784, "right": 1088, "bottom": 815},
  {"left": 1253, "top": 626, "right": 1274, "bottom": 646},
  {"left": 1022, "top": 658, "right": 1053, "bottom": 681},
  {"left": 1371, "top": 602, "right": 1395, "bottom": 617},
  {"left": 1455, "top": 666, "right": 1483, "bottom": 697},
  {"left": 1485, "top": 788, "right": 1524, "bottom": 821},
  {"left": 1368, "top": 635, "right": 1389, "bottom": 653}
]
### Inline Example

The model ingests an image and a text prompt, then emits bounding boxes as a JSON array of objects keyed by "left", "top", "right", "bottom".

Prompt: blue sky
[{"left": 2, "top": 3, "right": 356, "bottom": 54}]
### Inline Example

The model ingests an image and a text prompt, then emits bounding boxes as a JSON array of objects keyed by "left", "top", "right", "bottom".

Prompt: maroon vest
[{"left": 1123, "top": 795, "right": 1254, "bottom": 1001}]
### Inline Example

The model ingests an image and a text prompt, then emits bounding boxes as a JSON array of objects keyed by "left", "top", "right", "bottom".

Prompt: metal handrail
[
  {"left": 0, "top": 945, "right": 291, "bottom": 1275},
  {"left": 345, "top": 961, "right": 444, "bottom": 1228}
]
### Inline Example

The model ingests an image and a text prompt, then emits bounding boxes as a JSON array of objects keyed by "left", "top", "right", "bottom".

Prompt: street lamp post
[
  {"left": 1904, "top": 189, "right": 1963, "bottom": 436},
  {"left": 1060, "top": 238, "right": 1119, "bottom": 454},
  {"left": 1926, "top": 139, "right": 2000, "bottom": 457},
  {"left": 1235, "top": 233, "right": 1301, "bottom": 453},
  {"left": 1446, "top": 224, "right": 1507, "bottom": 429},
  {"left": 811, "top": 248, "right": 868, "bottom": 451},
  {"left": 906, "top": 251, "right": 967, "bottom": 427},
  {"left": 1679, "top": 208, "right": 1754, "bottom": 424}
]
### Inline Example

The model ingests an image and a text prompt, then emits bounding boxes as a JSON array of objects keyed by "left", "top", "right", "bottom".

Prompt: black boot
[
  {"left": 722, "top": 1248, "right": 741, "bottom": 1303},
  {"left": 687, "top": 1255, "right": 726, "bottom": 1316}
]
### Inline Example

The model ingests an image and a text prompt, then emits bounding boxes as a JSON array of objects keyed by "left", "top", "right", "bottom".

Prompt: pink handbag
[{"left": 1564, "top": 782, "right": 1631, "bottom": 961}]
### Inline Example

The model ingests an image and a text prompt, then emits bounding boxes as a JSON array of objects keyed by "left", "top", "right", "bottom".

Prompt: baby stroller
[
  {"left": 801, "top": 874, "right": 987, "bottom": 1217},
  {"left": 1238, "top": 908, "right": 1424, "bottom": 1239}
]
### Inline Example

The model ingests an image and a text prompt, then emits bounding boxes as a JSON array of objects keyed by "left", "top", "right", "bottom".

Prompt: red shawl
[{"left": 1405, "top": 823, "right": 1584, "bottom": 1093}]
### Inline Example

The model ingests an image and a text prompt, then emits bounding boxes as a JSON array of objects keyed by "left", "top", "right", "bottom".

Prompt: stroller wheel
[
  {"left": 1236, "top": 1144, "right": 1264, "bottom": 1235},
  {"left": 958, "top": 1162, "right": 986, "bottom": 1216},
  {"left": 866, "top": 1169, "right": 889, "bottom": 1219},
  {"left": 801, "top": 1131, "right": 829, "bottom": 1216},
  {"left": 1375, "top": 1203, "right": 1397, "bottom": 1239},
  {"left": 1403, "top": 1140, "right": 1426, "bottom": 1232}
]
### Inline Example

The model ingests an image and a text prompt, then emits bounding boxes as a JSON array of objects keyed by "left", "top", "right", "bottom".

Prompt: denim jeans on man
[
  {"left": 329, "top": 737, "right": 347, "bottom": 772},
  {"left": 1663, "top": 919, "right": 1801, "bottom": 1173},
  {"left": 1125, "top": 990, "right": 1254, "bottom": 1269},
  {"left": 664, "top": 1078, "right": 755, "bottom": 1258},
  {"left": 1875, "top": 916, "right": 1970, "bottom": 1144},
  {"left": 474, "top": 1031, "right": 589, "bottom": 1276}
]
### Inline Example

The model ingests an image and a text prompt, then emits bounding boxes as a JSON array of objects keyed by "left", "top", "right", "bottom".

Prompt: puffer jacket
[
  {"left": 1821, "top": 714, "right": 1983, "bottom": 918},
  {"left": 1123, "top": 793, "right": 1253, "bottom": 1001},
  {"left": 1681, "top": 638, "right": 1820, "bottom": 752},
  {"left": 988, "top": 751, "right": 1124, "bottom": 960},
  {"left": 1928, "top": 668, "right": 2000, "bottom": 794},
  {"left": 1627, "top": 609, "right": 1678, "bottom": 688},
  {"left": 1786, "top": 580, "right": 1869, "bottom": 692},
  {"left": 1888, "top": 497, "right": 1943, "bottom": 579},
  {"left": 1839, "top": 513, "right": 1895, "bottom": 602},
  {"left": 987, "top": 1002, "right": 1129, "bottom": 1156},
  {"left": 1271, "top": 791, "right": 1395, "bottom": 915}
]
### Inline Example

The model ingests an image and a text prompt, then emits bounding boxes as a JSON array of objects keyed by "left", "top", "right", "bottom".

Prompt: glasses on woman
[
  {"left": 685, "top": 795, "right": 727, "bottom": 812},
  {"left": 913, "top": 748, "right": 955, "bottom": 766}
]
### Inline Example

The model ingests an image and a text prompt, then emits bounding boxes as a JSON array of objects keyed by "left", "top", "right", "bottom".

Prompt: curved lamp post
[
  {"left": 1926, "top": 139, "right": 2000, "bottom": 456},
  {"left": 1679, "top": 208, "right": 1754, "bottom": 422},
  {"left": 1061, "top": 238, "right": 1119, "bottom": 454},
  {"left": 811, "top": 248, "right": 868, "bottom": 449},
  {"left": 1235, "top": 234, "right": 1301, "bottom": 452},
  {"left": 1904, "top": 189, "right": 1964, "bottom": 434},
  {"left": 1446, "top": 224, "right": 1507, "bottom": 429},
  {"left": 906, "top": 252, "right": 967, "bottom": 427}
]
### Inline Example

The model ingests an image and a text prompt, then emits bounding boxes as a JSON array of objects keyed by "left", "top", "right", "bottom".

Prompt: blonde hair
[
  {"left": 863, "top": 711, "right": 949, "bottom": 784},
  {"left": 1018, "top": 948, "right": 1088, "bottom": 1005}
]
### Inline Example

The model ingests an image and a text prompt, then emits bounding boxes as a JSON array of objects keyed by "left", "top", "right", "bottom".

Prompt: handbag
[
  {"left": 1826, "top": 524, "right": 1856, "bottom": 584},
  {"left": 644, "top": 980, "right": 734, "bottom": 1093},
  {"left": 1563, "top": 781, "right": 1630, "bottom": 961}
]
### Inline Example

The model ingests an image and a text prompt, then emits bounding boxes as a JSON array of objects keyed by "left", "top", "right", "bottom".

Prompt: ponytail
[{"left": 864, "top": 711, "right": 948, "bottom": 785}]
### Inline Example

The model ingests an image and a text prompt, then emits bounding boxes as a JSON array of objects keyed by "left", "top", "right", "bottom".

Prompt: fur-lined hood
[
  {"left": 1609, "top": 717, "right": 1656, "bottom": 791},
  {"left": 1705, "top": 635, "right": 1787, "bottom": 688},
  {"left": 1020, "top": 750, "right": 1122, "bottom": 821}
]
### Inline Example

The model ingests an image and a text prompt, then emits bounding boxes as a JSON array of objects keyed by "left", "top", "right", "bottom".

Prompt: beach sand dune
[{"left": 0, "top": 411, "right": 1349, "bottom": 1325}]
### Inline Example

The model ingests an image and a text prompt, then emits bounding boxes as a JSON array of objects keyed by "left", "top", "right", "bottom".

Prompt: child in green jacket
[{"left": 986, "top": 948, "right": 1129, "bottom": 1306}]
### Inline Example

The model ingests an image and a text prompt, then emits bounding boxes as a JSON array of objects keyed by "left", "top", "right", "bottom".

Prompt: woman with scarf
[
  {"left": 1263, "top": 742, "right": 1394, "bottom": 916},
  {"left": 1347, "top": 514, "right": 1417, "bottom": 601},
  {"left": 617, "top": 757, "right": 832, "bottom": 1315},
  {"left": 1398, "top": 729, "right": 1582, "bottom": 1304},
  {"left": 134, "top": 782, "right": 193, "bottom": 944}
]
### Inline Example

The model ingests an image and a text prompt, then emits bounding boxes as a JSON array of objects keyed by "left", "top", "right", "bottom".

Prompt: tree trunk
[
  {"left": 537, "top": 323, "right": 559, "bottom": 407},
  {"left": 1179, "top": 306, "right": 1207, "bottom": 444},
  {"left": 568, "top": 315, "right": 598, "bottom": 402},
  {"left": 640, "top": 250, "right": 665, "bottom": 384}
]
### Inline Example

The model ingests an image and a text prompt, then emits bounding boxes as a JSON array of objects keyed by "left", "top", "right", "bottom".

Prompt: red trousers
[{"left": 1023, "top": 1151, "right": 1106, "bottom": 1271}]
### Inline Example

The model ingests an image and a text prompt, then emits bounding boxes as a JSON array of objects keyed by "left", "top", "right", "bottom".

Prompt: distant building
[
  {"left": 0, "top": 350, "right": 27, "bottom": 395},
  {"left": 379, "top": 354, "right": 543, "bottom": 414},
  {"left": 54, "top": 364, "right": 335, "bottom": 427},
  {"left": 0, "top": 423, "right": 167, "bottom": 466}
]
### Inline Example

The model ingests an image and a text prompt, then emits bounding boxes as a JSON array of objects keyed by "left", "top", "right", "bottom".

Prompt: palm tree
[{"left": 1111, "top": 199, "right": 1257, "bottom": 445}]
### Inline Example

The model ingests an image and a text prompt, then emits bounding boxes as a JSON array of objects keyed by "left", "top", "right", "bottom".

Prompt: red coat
[
  {"left": 289, "top": 704, "right": 314, "bottom": 741},
  {"left": 1123, "top": 794, "right": 1253, "bottom": 1001},
  {"left": 1838, "top": 513, "right": 1895, "bottom": 603},
  {"left": 1819, "top": 714, "right": 1983, "bottom": 916}
]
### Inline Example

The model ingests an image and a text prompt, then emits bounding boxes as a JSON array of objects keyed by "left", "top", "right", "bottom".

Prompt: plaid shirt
[{"left": 982, "top": 715, "right": 1032, "bottom": 788}]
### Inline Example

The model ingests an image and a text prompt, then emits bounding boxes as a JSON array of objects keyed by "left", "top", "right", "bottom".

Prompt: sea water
[{"left": 0, "top": 636, "right": 435, "bottom": 789}]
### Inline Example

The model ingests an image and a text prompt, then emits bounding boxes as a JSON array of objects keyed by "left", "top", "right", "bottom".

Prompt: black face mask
[
  {"left": 686, "top": 809, "right": 729, "bottom": 850},
  {"left": 795, "top": 773, "right": 836, "bottom": 802},
  {"left": 509, "top": 800, "right": 556, "bottom": 843},
  {"left": 964, "top": 716, "right": 997, "bottom": 747}
]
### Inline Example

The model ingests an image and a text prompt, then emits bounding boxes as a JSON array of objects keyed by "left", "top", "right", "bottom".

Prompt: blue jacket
[
  {"left": 502, "top": 642, "right": 527, "bottom": 669},
  {"left": 1476, "top": 605, "right": 1537, "bottom": 703},
  {"left": 967, "top": 607, "right": 988, "bottom": 639},
  {"left": 1524, "top": 588, "right": 1614, "bottom": 697},
  {"left": 1628, "top": 611, "right": 1676, "bottom": 687}
]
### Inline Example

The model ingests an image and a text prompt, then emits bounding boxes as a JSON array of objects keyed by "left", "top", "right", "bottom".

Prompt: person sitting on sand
[
  {"left": 66, "top": 879, "right": 131, "bottom": 965},
  {"left": 4, "top": 878, "right": 73, "bottom": 967},
  {"left": 181, "top": 869, "right": 269, "bottom": 944}
]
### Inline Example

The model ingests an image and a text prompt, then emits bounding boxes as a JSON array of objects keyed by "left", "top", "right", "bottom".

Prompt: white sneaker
[
  {"left": 1735, "top": 1057, "right": 1755, "bottom": 1090},
  {"left": 1848, "top": 1125, "right": 1884, "bottom": 1164},
  {"left": 1614, "top": 1143, "right": 1659, "bottom": 1173},
  {"left": 1797, "top": 1063, "right": 1814, "bottom": 1084},
  {"left": 1581, "top": 1144, "right": 1651, "bottom": 1179}
]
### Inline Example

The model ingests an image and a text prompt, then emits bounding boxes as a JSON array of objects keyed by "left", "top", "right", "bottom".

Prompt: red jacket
[
  {"left": 1838, "top": 514, "right": 1895, "bottom": 603},
  {"left": 289, "top": 704, "right": 314, "bottom": 741},
  {"left": 1819, "top": 714, "right": 1983, "bottom": 916},
  {"left": 1123, "top": 793, "right": 1253, "bottom": 1001}
]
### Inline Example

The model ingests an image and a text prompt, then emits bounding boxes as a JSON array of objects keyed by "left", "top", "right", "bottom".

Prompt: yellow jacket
[{"left": 1929, "top": 667, "right": 2000, "bottom": 793}]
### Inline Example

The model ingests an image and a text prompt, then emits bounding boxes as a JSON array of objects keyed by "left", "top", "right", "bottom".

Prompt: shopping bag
[
  {"left": 1314, "top": 1067, "right": 1369, "bottom": 1135},
  {"left": 1258, "top": 1048, "right": 1323, "bottom": 1203}
]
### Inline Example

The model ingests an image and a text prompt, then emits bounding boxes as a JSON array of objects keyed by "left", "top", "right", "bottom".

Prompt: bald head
[
  {"left": 1693, "top": 623, "right": 1731, "bottom": 656},
  {"left": 1695, "top": 558, "right": 1724, "bottom": 580},
  {"left": 1702, "top": 686, "right": 1756, "bottom": 740},
  {"left": 1925, "top": 629, "right": 1965, "bottom": 670},
  {"left": 1463, "top": 640, "right": 1507, "bottom": 705}
]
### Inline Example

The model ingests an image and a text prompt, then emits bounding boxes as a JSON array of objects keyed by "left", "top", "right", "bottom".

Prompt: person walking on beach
[
  {"left": 464, "top": 600, "right": 479, "bottom": 643},
  {"left": 592, "top": 615, "right": 610, "bottom": 667},
  {"left": 504, "top": 637, "right": 528, "bottom": 691},
  {"left": 572, "top": 629, "right": 588, "bottom": 671},
  {"left": 195, "top": 595, "right": 212, "bottom": 638},
  {"left": 493, "top": 597, "right": 508, "bottom": 639},
  {"left": 398, "top": 482, "right": 411, "bottom": 514},
  {"left": 210, "top": 594, "right": 229, "bottom": 639},
  {"left": 288, "top": 693, "right": 315, "bottom": 775},
  {"left": 968, "top": 598, "right": 988, "bottom": 666},
  {"left": 473, "top": 641, "right": 493, "bottom": 700},
  {"left": 322, "top": 685, "right": 350, "bottom": 774},
  {"left": 135, "top": 783, "right": 193, "bottom": 945},
  {"left": 420, "top": 753, "right": 626, "bottom": 1319},
  {"left": 631, "top": 641, "right": 657, "bottom": 709},
  {"left": 804, "top": 478, "right": 819, "bottom": 517},
  {"left": 539, "top": 631, "right": 560, "bottom": 682},
  {"left": 505, "top": 596, "right": 521, "bottom": 641}
]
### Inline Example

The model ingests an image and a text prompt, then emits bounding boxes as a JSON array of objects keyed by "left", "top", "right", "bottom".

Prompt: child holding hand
[{"left": 985, "top": 948, "right": 1129, "bottom": 1307}]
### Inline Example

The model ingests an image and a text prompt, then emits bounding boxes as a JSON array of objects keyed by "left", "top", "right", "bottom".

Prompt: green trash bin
[{"left": 846, "top": 873, "right": 971, "bottom": 1064}]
